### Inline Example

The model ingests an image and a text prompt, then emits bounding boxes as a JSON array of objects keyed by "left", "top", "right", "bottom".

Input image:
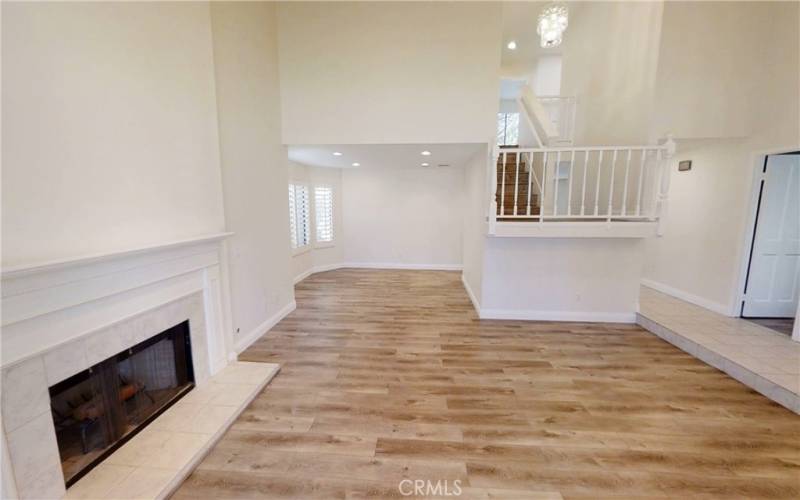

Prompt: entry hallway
[{"left": 173, "top": 269, "right": 800, "bottom": 499}]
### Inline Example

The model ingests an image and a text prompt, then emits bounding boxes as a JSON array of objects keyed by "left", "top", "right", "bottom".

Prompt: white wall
[
  {"left": 481, "top": 238, "right": 644, "bottom": 321},
  {"left": 1, "top": 2, "right": 225, "bottom": 267},
  {"left": 533, "top": 55, "right": 562, "bottom": 96},
  {"left": 643, "top": 1, "right": 800, "bottom": 315},
  {"left": 643, "top": 139, "right": 752, "bottom": 312},
  {"left": 289, "top": 162, "right": 344, "bottom": 281},
  {"left": 560, "top": 1, "right": 663, "bottom": 145},
  {"left": 342, "top": 166, "right": 464, "bottom": 268},
  {"left": 651, "top": 1, "right": 793, "bottom": 140},
  {"left": 210, "top": 2, "right": 295, "bottom": 348},
  {"left": 276, "top": 1, "right": 502, "bottom": 145},
  {"left": 461, "top": 149, "right": 489, "bottom": 308}
]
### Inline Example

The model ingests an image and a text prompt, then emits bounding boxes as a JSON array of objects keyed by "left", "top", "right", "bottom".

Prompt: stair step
[
  {"left": 496, "top": 208, "right": 542, "bottom": 216},
  {"left": 496, "top": 193, "right": 537, "bottom": 201}
]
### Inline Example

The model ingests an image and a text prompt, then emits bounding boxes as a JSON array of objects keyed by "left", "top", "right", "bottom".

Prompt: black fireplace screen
[{"left": 49, "top": 320, "right": 194, "bottom": 487}]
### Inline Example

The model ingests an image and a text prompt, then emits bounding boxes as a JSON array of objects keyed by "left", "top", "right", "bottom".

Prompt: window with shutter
[
  {"left": 288, "top": 183, "right": 311, "bottom": 250},
  {"left": 315, "top": 186, "right": 334, "bottom": 243},
  {"left": 288, "top": 184, "right": 298, "bottom": 249},
  {"left": 296, "top": 184, "right": 310, "bottom": 247}
]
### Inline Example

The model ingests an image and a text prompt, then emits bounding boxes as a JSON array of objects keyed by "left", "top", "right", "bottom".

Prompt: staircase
[{"left": 495, "top": 149, "right": 540, "bottom": 219}]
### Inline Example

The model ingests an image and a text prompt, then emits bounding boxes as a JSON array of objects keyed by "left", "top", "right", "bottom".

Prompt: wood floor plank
[{"left": 173, "top": 269, "right": 800, "bottom": 499}]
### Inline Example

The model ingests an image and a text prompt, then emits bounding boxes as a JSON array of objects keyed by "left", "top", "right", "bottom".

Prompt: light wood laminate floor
[{"left": 173, "top": 269, "right": 800, "bottom": 499}]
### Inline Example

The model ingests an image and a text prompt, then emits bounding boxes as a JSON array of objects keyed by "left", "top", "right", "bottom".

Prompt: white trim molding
[
  {"left": 461, "top": 274, "right": 481, "bottom": 314},
  {"left": 1, "top": 234, "right": 235, "bottom": 369},
  {"left": 341, "top": 262, "right": 463, "bottom": 271},
  {"left": 293, "top": 268, "right": 314, "bottom": 284},
  {"left": 733, "top": 145, "right": 800, "bottom": 319},
  {"left": 1, "top": 232, "right": 233, "bottom": 279},
  {"left": 234, "top": 300, "right": 297, "bottom": 354},
  {"left": 641, "top": 279, "right": 731, "bottom": 316},
  {"left": 479, "top": 308, "right": 636, "bottom": 323},
  {"left": 294, "top": 262, "right": 462, "bottom": 285},
  {"left": 462, "top": 273, "right": 634, "bottom": 323},
  {"left": 490, "top": 221, "right": 658, "bottom": 239},
  {"left": 293, "top": 263, "right": 345, "bottom": 284}
]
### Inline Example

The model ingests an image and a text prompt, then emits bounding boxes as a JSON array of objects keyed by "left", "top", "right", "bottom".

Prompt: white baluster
[
  {"left": 526, "top": 152, "right": 533, "bottom": 216},
  {"left": 580, "top": 150, "right": 588, "bottom": 216},
  {"left": 607, "top": 150, "right": 618, "bottom": 222},
  {"left": 636, "top": 148, "right": 646, "bottom": 217},
  {"left": 500, "top": 151, "right": 507, "bottom": 216},
  {"left": 541, "top": 151, "right": 548, "bottom": 224},
  {"left": 621, "top": 149, "right": 632, "bottom": 217},
  {"left": 553, "top": 151, "right": 561, "bottom": 216},
  {"left": 513, "top": 151, "right": 520, "bottom": 216},
  {"left": 594, "top": 150, "right": 603, "bottom": 216},
  {"left": 567, "top": 150, "right": 575, "bottom": 216}
]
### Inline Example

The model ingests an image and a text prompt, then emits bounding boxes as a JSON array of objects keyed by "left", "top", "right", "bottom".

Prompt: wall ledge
[{"left": 489, "top": 221, "right": 658, "bottom": 239}]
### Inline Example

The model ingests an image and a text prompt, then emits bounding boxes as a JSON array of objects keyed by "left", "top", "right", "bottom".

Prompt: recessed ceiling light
[
  {"left": 352, "top": 162, "right": 360, "bottom": 167},
  {"left": 332, "top": 151, "right": 342, "bottom": 156},
  {"left": 421, "top": 162, "right": 430, "bottom": 167},
  {"left": 421, "top": 150, "right": 431, "bottom": 156},
  {"left": 507, "top": 41, "right": 517, "bottom": 50}
]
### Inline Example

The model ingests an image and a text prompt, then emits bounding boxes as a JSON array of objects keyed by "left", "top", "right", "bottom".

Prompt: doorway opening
[{"left": 740, "top": 151, "right": 799, "bottom": 338}]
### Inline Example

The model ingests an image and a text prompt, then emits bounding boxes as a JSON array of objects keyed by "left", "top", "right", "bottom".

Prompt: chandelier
[{"left": 537, "top": 3, "right": 569, "bottom": 48}]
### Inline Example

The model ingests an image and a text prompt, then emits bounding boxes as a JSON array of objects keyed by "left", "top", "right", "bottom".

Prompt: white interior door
[{"left": 743, "top": 154, "right": 800, "bottom": 317}]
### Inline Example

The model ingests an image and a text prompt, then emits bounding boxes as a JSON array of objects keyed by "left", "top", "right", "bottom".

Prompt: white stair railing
[{"left": 489, "top": 137, "right": 676, "bottom": 230}]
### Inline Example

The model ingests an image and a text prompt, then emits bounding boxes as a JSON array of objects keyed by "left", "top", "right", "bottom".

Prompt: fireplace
[{"left": 48, "top": 321, "right": 195, "bottom": 487}]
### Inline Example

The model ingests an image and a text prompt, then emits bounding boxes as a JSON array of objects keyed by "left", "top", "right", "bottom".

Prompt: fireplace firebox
[{"left": 49, "top": 321, "right": 195, "bottom": 487}]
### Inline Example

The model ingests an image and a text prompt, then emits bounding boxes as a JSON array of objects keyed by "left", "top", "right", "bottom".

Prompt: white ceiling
[{"left": 288, "top": 143, "right": 485, "bottom": 169}]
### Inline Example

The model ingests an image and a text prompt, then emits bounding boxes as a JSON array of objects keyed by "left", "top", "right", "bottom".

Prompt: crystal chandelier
[{"left": 537, "top": 3, "right": 569, "bottom": 48}]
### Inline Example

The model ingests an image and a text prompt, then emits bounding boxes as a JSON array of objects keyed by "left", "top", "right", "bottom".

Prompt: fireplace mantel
[
  {"left": 1, "top": 232, "right": 236, "bottom": 499},
  {"left": 1, "top": 232, "right": 235, "bottom": 369},
  {"left": 2, "top": 232, "right": 233, "bottom": 279}
]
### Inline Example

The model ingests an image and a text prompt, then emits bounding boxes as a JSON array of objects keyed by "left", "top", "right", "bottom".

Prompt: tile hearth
[
  {"left": 638, "top": 286, "right": 799, "bottom": 413},
  {"left": 64, "top": 361, "right": 279, "bottom": 499}
]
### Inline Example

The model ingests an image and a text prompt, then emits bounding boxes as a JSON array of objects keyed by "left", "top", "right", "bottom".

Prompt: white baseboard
[
  {"left": 640, "top": 278, "right": 731, "bottom": 316},
  {"left": 313, "top": 263, "right": 345, "bottom": 273},
  {"left": 294, "top": 262, "right": 463, "bottom": 284},
  {"left": 479, "top": 308, "right": 636, "bottom": 323},
  {"left": 293, "top": 263, "right": 345, "bottom": 284},
  {"left": 465, "top": 274, "right": 634, "bottom": 323},
  {"left": 234, "top": 300, "right": 296, "bottom": 354},
  {"left": 461, "top": 274, "right": 481, "bottom": 313},
  {"left": 341, "top": 262, "right": 462, "bottom": 271},
  {"left": 293, "top": 269, "right": 313, "bottom": 284}
]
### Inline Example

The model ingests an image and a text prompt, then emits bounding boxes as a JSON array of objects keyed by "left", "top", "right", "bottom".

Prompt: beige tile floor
[
  {"left": 64, "top": 361, "right": 279, "bottom": 500},
  {"left": 638, "top": 286, "right": 799, "bottom": 412}
]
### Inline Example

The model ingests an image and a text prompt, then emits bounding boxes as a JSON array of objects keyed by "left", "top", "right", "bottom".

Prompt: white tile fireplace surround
[{"left": 1, "top": 234, "right": 238, "bottom": 499}]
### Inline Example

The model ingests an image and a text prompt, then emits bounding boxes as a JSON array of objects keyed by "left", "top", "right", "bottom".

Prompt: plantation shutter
[
  {"left": 288, "top": 184, "right": 298, "bottom": 248},
  {"left": 315, "top": 186, "right": 334, "bottom": 243}
]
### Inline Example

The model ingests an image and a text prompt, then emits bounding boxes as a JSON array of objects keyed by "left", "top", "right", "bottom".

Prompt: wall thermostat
[{"left": 678, "top": 160, "right": 692, "bottom": 171}]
